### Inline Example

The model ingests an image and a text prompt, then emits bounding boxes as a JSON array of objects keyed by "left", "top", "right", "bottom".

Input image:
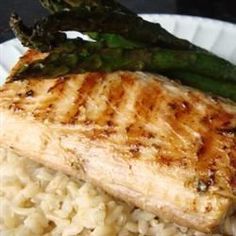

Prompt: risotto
[{"left": 0, "top": 148, "right": 235, "bottom": 236}]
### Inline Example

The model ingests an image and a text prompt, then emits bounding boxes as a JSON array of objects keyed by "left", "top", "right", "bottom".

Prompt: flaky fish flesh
[{"left": 0, "top": 50, "right": 236, "bottom": 233}]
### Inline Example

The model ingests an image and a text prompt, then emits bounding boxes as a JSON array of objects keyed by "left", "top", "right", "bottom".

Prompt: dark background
[{"left": 0, "top": 0, "right": 236, "bottom": 43}]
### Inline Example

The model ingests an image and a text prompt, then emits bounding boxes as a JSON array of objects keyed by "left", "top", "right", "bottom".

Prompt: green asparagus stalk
[
  {"left": 87, "top": 33, "right": 145, "bottom": 49},
  {"left": 10, "top": 13, "right": 144, "bottom": 51},
  {"left": 11, "top": 4, "right": 204, "bottom": 53},
  {"left": 39, "top": 10, "right": 202, "bottom": 51},
  {"left": 10, "top": 45, "right": 236, "bottom": 84},
  {"left": 83, "top": 33, "right": 236, "bottom": 101},
  {"left": 165, "top": 72, "right": 236, "bottom": 102},
  {"left": 38, "top": 0, "right": 208, "bottom": 54},
  {"left": 10, "top": 45, "right": 236, "bottom": 101}
]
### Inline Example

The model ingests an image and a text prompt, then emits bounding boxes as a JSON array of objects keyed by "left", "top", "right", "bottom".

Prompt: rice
[{"left": 0, "top": 148, "right": 235, "bottom": 236}]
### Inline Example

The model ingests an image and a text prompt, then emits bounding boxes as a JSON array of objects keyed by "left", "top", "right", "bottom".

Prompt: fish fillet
[{"left": 0, "top": 50, "right": 236, "bottom": 233}]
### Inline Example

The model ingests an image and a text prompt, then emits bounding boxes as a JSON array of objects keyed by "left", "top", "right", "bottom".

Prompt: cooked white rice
[{"left": 0, "top": 148, "right": 235, "bottom": 236}]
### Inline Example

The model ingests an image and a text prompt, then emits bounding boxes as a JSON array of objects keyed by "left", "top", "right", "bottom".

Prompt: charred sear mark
[
  {"left": 104, "top": 73, "right": 138, "bottom": 123},
  {"left": 89, "top": 129, "right": 110, "bottom": 140},
  {"left": 158, "top": 156, "right": 183, "bottom": 166},
  {"left": 32, "top": 78, "right": 67, "bottom": 120},
  {"left": 68, "top": 73, "right": 105, "bottom": 124},
  {"left": 197, "top": 138, "right": 208, "bottom": 158},
  {"left": 8, "top": 102, "right": 23, "bottom": 112},
  {"left": 135, "top": 81, "right": 161, "bottom": 121},
  {"left": 168, "top": 100, "right": 191, "bottom": 119},
  {"left": 103, "top": 127, "right": 116, "bottom": 137},
  {"left": 195, "top": 132, "right": 221, "bottom": 179},
  {"left": 47, "top": 77, "right": 66, "bottom": 93},
  {"left": 120, "top": 73, "right": 136, "bottom": 86},
  {"left": 231, "top": 175, "right": 236, "bottom": 190},
  {"left": 25, "top": 89, "right": 34, "bottom": 97},
  {"left": 197, "top": 134, "right": 215, "bottom": 160},
  {"left": 96, "top": 77, "right": 125, "bottom": 126},
  {"left": 201, "top": 112, "right": 234, "bottom": 130},
  {"left": 125, "top": 81, "right": 161, "bottom": 148},
  {"left": 107, "top": 120, "right": 114, "bottom": 127},
  {"left": 126, "top": 124, "right": 153, "bottom": 139},
  {"left": 218, "top": 127, "right": 236, "bottom": 135},
  {"left": 230, "top": 154, "right": 236, "bottom": 169}
]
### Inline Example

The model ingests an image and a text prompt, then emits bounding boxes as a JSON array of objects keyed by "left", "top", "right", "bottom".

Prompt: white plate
[{"left": 0, "top": 14, "right": 236, "bottom": 85}]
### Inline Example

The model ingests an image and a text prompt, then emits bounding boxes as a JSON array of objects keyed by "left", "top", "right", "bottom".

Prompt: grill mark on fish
[
  {"left": 202, "top": 111, "right": 235, "bottom": 130},
  {"left": 120, "top": 73, "right": 136, "bottom": 87},
  {"left": 103, "top": 74, "right": 144, "bottom": 146},
  {"left": 197, "top": 134, "right": 214, "bottom": 163},
  {"left": 165, "top": 99, "right": 199, "bottom": 151},
  {"left": 110, "top": 73, "right": 137, "bottom": 128},
  {"left": 94, "top": 73, "right": 138, "bottom": 128},
  {"left": 137, "top": 91, "right": 200, "bottom": 165},
  {"left": 124, "top": 81, "right": 162, "bottom": 157},
  {"left": 32, "top": 78, "right": 67, "bottom": 120},
  {"left": 168, "top": 100, "right": 192, "bottom": 120},
  {"left": 66, "top": 73, "right": 105, "bottom": 124},
  {"left": 47, "top": 77, "right": 67, "bottom": 93},
  {"left": 82, "top": 73, "right": 137, "bottom": 140},
  {"left": 54, "top": 75, "right": 86, "bottom": 124},
  {"left": 45, "top": 77, "right": 80, "bottom": 122},
  {"left": 195, "top": 130, "right": 232, "bottom": 188},
  {"left": 95, "top": 78, "right": 125, "bottom": 127},
  {"left": 82, "top": 78, "right": 112, "bottom": 124},
  {"left": 8, "top": 101, "right": 23, "bottom": 112}
]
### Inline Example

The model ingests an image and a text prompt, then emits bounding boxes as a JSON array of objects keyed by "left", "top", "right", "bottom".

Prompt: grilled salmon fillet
[{"left": 0, "top": 50, "right": 236, "bottom": 233}]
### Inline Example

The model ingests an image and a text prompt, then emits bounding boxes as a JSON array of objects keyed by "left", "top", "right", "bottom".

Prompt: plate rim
[{"left": 142, "top": 14, "right": 236, "bottom": 29}]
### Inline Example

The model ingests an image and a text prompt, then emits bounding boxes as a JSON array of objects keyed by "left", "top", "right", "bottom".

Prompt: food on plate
[
  {"left": 11, "top": 0, "right": 202, "bottom": 52},
  {"left": 1, "top": 0, "right": 236, "bottom": 235},
  {"left": 9, "top": 1, "right": 236, "bottom": 101},
  {"left": 0, "top": 49, "right": 236, "bottom": 234},
  {"left": 4, "top": 149, "right": 236, "bottom": 236},
  {"left": 9, "top": 39, "right": 236, "bottom": 102}
]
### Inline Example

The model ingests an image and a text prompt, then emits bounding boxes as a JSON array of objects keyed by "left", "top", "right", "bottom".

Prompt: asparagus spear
[
  {"left": 39, "top": 0, "right": 81, "bottom": 12},
  {"left": 81, "top": 33, "right": 236, "bottom": 101},
  {"left": 165, "top": 72, "right": 236, "bottom": 102},
  {"left": 87, "top": 33, "right": 236, "bottom": 83},
  {"left": 11, "top": 45, "right": 236, "bottom": 84},
  {"left": 87, "top": 32, "right": 145, "bottom": 49},
  {"left": 39, "top": 0, "right": 209, "bottom": 54},
  {"left": 9, "top": 38, "right": 145, "bottom": 79},
  {"left": 9, "top": 14, "right": 143, "bottom": 51},
  {"left": 11, "top": 3, "right": 204, "bottom": 53},
  {"left": 10, "top": 46, "right": 236, "bottom": 101},
  {"left": 10, "top": 13, "right": 67, "bottom": 51},
  {"left": 9, "top": 13, "right": 33, "bottom": 48},
  {"left": 39, "top": 0, "right": 135, "bottom": 15}
]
